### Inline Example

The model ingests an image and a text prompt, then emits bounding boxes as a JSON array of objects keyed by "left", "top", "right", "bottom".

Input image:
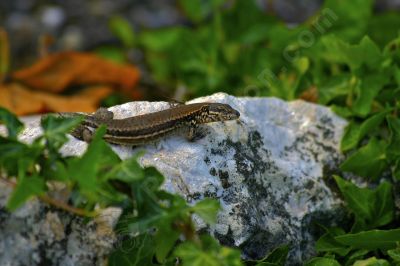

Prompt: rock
[
  {"left": 0, "top": 180, "right": 121, "bottom": 266},
  {"left": 0, "top": 93, "right": 348, "bottom": 264}
]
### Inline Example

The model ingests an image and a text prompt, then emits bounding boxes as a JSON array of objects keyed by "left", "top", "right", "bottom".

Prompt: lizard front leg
[
  {"left": 70, "top": 124, "right": 94, "bottom": 142},
  {"left": 186, "top": 122, "right": 206, "bottom": 142}
]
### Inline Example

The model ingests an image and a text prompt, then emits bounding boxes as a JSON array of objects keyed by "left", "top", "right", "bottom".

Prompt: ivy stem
[{"left": 0, "top": 177, "right": 97, "bottom": 217}]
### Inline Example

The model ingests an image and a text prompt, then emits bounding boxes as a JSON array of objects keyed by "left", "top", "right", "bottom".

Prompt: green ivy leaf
[
  {"left": 42, "top": 161, "right": 69, "bottom": 182},
  {"left": 0, "top": 107, "right": 23, "bottom": 139},
  {"left": 7, "top": 174, "right": 45, "bottom": 211},
  {"left": 368, "top": 12, "right": 400, "bottom": 47},
  {"left": 95, "top": 46, "right": 126, "bottom": 64},
  {"left": 250, "top": 245, "right": 289, "bottom": 266},
  {"left": 335, "top": 229, "right": 400, "bottom": 251},
  {"left": 333, "top": 176, "right": 394, "bottom": 231},
  {"left": 353, "top": 257, "right": 390, "bottom": 266},
  {"left": 109, "top": 16, "right": 135, "bottom": 48},
  {"left": 352, "top": 73, "right": 390, "bottom": 117},
  {"left": 386, "top": 116, "right": 400, "bottom": 162},
  {"left": 190, "top": 198, "right": 220, "bottom": 225},
  {"left": 103, "top": 151, "right": 146, "bottom": 182},
  {"left": 139, "top": 28, "right": 183, "bottom": 52},
  {"left": 304, "top": 257, "right": 341, "bottom": 266},
  {"left": 321, "top": 36, "right": 382, "bottom": 71},
  {"left": 322, "top": 0, "right": 373, "bottom": 41},
  {"left": 341, "top": 111, "right": 389, "bottom": 152},
  {"left": 154, "top": 216, "right": 181, "bottom": 263},
  {"left": 41, "top": 114, "right": 83, "bottom": 150},
  {"left": 178, "top": 0, "right": 225, "bottom": 23},
  {"left": 316, "top": 227, "right": 351, "bottom": 256},
  {"left": 174, "top": 235, "right": 243, "bottom": 266},
  {"left": 68, "top": 126, "right": 120, "bottom": 201},
  {"left": 387, "top": 247, "right": 400, "bottom": 262},
  {"left": 340, "top": 138, "right": 387, "bottom": 179},
  {"left": 347, "top": 249, "right": 370, "bottom": 265},
  {"left": 319, "top": 74, "right": 352, "bottom": 105},
  {"left": 0, "top": 136, "right": 42, "bottom": 176},
  {"left": 341, "top": 123, "right": 361, "bottom": 152},
  {"left": 108, "top": 234, "right": 157, "bottom": 266}
]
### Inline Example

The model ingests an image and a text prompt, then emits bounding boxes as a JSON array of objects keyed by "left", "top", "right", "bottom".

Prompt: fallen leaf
[
  {"left": 0, "top": 83, "right": 113, "bottom": 115},
  {"left": 12, "top": 52, "right": 140, "bottom": 96},
  {"left": 299, "top": 85, "right": 319, "bottom": 103},
  {"left": 0, "top": 29, "right": 9, "bottom": 83}
]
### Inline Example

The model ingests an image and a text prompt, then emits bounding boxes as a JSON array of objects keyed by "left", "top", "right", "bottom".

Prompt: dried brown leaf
[
  {"left": 0, "top": 83, "right": 113, "bottom": 115},
  {"left": 12, "top": 52, "right": 140, "bottom": 95}
]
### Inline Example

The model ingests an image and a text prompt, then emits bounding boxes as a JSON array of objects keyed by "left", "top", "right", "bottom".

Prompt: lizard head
[{"left": 203, "top": 103, "right": 240, "bottom": 122}]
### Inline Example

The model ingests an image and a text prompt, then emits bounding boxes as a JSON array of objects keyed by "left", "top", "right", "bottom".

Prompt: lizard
[{"left": 63, "top": 102, "right": 240, "bottom": 145}]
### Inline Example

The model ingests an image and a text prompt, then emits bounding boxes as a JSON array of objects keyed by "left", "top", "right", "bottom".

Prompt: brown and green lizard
[{"left": 63, "top": 102, "right": 240, "bottom": 145}]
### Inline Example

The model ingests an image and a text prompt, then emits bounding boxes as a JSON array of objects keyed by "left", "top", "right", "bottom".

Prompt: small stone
[{"left": 40, "top": 6, "right": 65, "bottom": 30}]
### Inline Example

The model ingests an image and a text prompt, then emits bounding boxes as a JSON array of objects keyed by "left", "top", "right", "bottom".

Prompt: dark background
[{"left": 2, "top": 0, "right": 400, "bottom": 68}]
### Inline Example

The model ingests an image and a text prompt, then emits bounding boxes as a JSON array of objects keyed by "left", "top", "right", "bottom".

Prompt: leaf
[
  {"left": 347, "top": 249, "right": 370, "bottom": 265},
  {"left": 109, "top": 16, "right": 135, "bottom": 47},
  {"left": 42, "top": 161, "right": 69, "bottom": 182},
  {"left": 103, "top": 152, "right": 145, "bottom": 182},
  {"left": 330, "top": 105, "right": 353, "bottom": 118},
  {"left": 154, "top": 217, "right": 181, "bottom": 263},
  {"left": 321, "top": 36, "right": 382, "bottom": 71},
  {"left": 293, "top": 57, "right": 310, "bottom": 75},
  {"left": 353, "top": 257, "right": 390, "bottom": 266},
  {"left": 357, "top": 110, "right": 389, "bottom": 140},
  {"left": 386, "top": 116, "right": 400, "bottom": 161},
  {"left": 340, "top": 138, "right": 387, "bottom": 179},
  {"left": 178, "top": 0, "right": 225, "bottom": 23},
  {"left": 0, "top": 106, "right": 24, "bottom": 139},
  {"left": 387, "top": 247, "right": 400, "bottom": 262},
  {"left": 322, "top": 0, "right": 373, "bottom": 42},
  {"left": 367, "top": 12, "right": 400, "bottom": 47},
  {"left": 0, "top": 136, "right": 42, "bottom": 176},
  {"left": 352, "top": 73, "right": 390, "bottom": 117},
  {"left": 341, "top": 123, "right": 361, "bottom": 152},
  {"left": 174, "top": 235, "right": 243, "bottom": 266},
  {"left": 316, "top": 227, "right": 351, "bottom": 256},
  {"left": 41, "top": 114, "right": 83, "bottom": 149},
  {"left": 139, "top": 28, "right": 183, "bottom": 51},
  {"left": 299, "top": 86, "right": 318, "bottom": 103},
  {"left": 341, "top": 111, "right": 389, "bottom": 152},
  {"left": 7, "top": 174, "right": 45, "bottom": 211},
  {"left": 108, "top": 234, "right": 157, "bottom": 266},
  {"left": 95, "top": 46, "right": 126, "bottom": 64},
  {"left": 190, "top": 198, "right": 220, "bottom": 225},
  {"left": 68, "top": 126, "right": 120, "bottom": 201},
  {"left": 335, "top": 229, "right": 400, "bottom": 251},
  {"left": 304, "top": 257, "right": 341, "bottom": 266},
  {"left": 0, "top": 29, "right": 9, "bottom": 81},
  {"left": 253, "top": 245, "right": 289, "bottom": 266},
  {"left": 12, "top": 52, "right": 140, "bottom": 95},
  {"left": 0, "top": 83, "right": 113, "bottom": 115},
  {"left": 333, "top": 176, "right": 394, "bottom": 231}
]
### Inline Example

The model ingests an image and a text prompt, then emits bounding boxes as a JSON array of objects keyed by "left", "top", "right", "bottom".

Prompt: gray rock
[
  {"left": 0, "top": 180, "right": 121, "bottom": 266},
  {"left": 1, "top": 93, "right": 348, "bottom": 264}
]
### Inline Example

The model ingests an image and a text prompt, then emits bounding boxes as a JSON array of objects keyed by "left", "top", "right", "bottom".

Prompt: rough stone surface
[
  {"left": 0, "top": 179, "right": 122, "bottom": 266},
  {"left": 1, "top": 93, "right": 348, "bottom": 264}
]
